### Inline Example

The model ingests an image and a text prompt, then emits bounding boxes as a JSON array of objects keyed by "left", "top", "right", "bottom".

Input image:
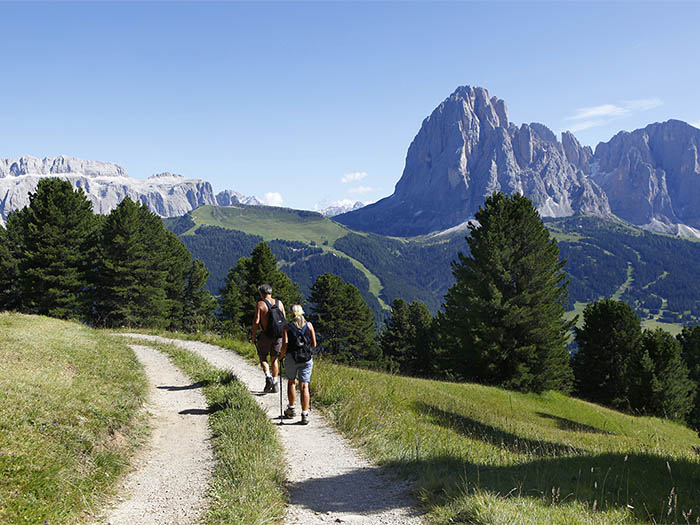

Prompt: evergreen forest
[{"left": 2, "top": 182, "right": 699, "bottom": 431}]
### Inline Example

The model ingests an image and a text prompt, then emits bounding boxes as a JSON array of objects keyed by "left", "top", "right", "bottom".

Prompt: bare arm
[
  {"left": 281, "top": 326, "right": 288, "bottom": 358},
  {"left": 308, "top": 322, "right": 317, "bottom": 348},
  {"left": 252, "top": 301, "right": 264, "bottom": 344}
]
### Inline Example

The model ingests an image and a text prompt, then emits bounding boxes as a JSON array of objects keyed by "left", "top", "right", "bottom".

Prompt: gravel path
[
  {"left": 95, "top": 344, "right": 214, "bottom": 525},
  {"left": 122, "top": 334, "right": 425, "bottom": 525}
]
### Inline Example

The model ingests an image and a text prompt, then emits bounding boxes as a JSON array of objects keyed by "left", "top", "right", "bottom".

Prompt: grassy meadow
[
  {"left": 0, "top": 313, "right": 148, "bottom": 524},
  {"left": 164, "top": 330, "right": 700, "bottom": 524},
  {"left": 311, "top": 363, "right": 700, "bottom": 524},
  {"left": 190, "top": 204, "right": 352, "bottom": 245}
]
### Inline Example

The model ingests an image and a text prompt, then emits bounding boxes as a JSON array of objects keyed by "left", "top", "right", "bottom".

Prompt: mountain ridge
[
  {"left": 0, "top": 155, "right": 262, "bottom": 226},
  {"left": 336, "top": 86, "right": 700, "bottom": 238}
]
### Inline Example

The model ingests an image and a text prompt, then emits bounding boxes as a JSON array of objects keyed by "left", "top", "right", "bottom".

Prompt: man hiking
[{"left": 252, "top": 283, "right": 286, "bottom": 394}]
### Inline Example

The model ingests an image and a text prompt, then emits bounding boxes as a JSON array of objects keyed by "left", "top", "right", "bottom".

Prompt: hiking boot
[
  {"left": 300, "top": 412, "right": 309, "bottom": 425},
  {"left": 271, "top": 381, "right": 279, "bottom": 393},
  {"left": 263, "top": 377, "right": 273, "bottom": 393},
  {"left": 284, "top": 406, "right": 296, "bottom": 419}
]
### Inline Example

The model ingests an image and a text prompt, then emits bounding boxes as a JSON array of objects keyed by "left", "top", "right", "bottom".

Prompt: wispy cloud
[
  {"left": 348, "top": 185, "right": 373, "bottom": 195},
  {"left": 262, "top": 192, "right": 283, "bottom": 206},
  {"left": 341, "top": 171, "right": 368, "bottom": 183},
  {"left": 565, "top": 98, "right": 663, "bottom": 132}
]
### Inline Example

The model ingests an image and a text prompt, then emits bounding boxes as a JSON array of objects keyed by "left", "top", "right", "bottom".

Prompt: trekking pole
[{"left": 279, "top": 356, "right": 284, "bottom": 425}]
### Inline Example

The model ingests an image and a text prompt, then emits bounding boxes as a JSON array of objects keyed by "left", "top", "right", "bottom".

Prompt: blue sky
[{"left": 1, "top": 1, "right": 698, "bottom": 211}]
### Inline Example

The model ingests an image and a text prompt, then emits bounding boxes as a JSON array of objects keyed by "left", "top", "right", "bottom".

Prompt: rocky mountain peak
[
  {"left": 0, "top": 155, "right": 127, "bottom": 179},
  {"left": 337, "top": 85, "right": 610, "bottom": 236}
]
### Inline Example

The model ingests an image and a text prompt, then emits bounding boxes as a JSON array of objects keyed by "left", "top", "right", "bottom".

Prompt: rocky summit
[
  {"left": 590, "top": 120, "right": 700, "bottom": 236},
  {"left": 336, "top": 86, "right": 700, "bottom": 238},
  {"left": 0, "top": 155, "right": 259, "bottom": 227},
  {"left": 336, "top": 86, "right": 610, "bottom": 236}
]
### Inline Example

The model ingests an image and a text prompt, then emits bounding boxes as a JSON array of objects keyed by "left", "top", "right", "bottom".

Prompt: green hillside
[
  {"left": 164, "top": 330, "right": 700, "bottom": 524},
  {"left": 0, "top": 313, "right": 148, "bottom": 524},
  {"left": 189, "top": 204, "right": 352, "bottom": 244},
  {"left": 166, "top": 205, "right": 700, "bottom": 333},
  {"left": 312, "top": 360, "right": 700, "bottom": 524}
]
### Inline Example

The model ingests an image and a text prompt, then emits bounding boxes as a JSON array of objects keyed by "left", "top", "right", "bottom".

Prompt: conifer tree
[
  {"left": 627, "top": 328, "right": 695, "bottom": 421},
  {"left": 219, "top": 257, "right": 249, "bottom": 331},
  {"left": 227, "top": 242, "right": 303, "bottom": 329},
  {"left": 309, "top": 273, "right": 379, "bottom": 365},
  {"left": 676, "top": 326, "right": 700, "bottom": 429},
  {"left": 573, "top": 299, "right": 642, "bottom": 409},
  {"left": 8, "top": 178, "right": 97, "bottom": 318},
  {"left": 380, "top": 299, "right": 433, "bottom": 375},
  {"left": 0, "top": 225, "right": 19, "bottom": 311},
  {"left": 96, "top": 197, "right": 170, "bottom": 327},
  {"left": 443, "top": 192, "right": 574, "bottom": 393},
  {"left": 182, "top": 259, "right": 216, "bottom": 332},
  {"left": 162, "top": 230, "right": 193, "bottom": 329}
]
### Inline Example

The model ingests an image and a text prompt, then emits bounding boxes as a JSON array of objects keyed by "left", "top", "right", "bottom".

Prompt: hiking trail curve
[{"left": 108, "top": 334, "right": 425, "bottom": 525}]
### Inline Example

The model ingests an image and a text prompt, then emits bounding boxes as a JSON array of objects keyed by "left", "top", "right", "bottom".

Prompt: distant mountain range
[
  {"left": 3, "top": 85, "right": 700, "bottom": 240},
  {"left": 336, "top": 86, "right": 700, "bottom": 238},
  {"left": 0, "top": 155, "right": 262, "bottom": 227}
]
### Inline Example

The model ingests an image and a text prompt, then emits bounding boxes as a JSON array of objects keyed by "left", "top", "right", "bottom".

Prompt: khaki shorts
[{"left": 256, "top": 332, "right": 282, "bottom": 360}]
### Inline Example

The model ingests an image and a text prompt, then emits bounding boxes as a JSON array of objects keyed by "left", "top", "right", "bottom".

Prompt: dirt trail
[
  {"left": 94, "top": 344, "right": 214, "bottom": 525},
  {"left": 122, "top": 334, "right": 425, "bottom": 525}
]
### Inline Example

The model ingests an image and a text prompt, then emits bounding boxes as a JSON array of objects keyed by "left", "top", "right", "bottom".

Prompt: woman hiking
[{"left": 281, "top": 304, "right": 317, "bottom": 425}]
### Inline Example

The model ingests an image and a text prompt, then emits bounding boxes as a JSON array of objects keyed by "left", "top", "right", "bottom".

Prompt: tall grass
[
  {"left": 311, "top": 364, "right": 700, "bottom": 524},
  {"left": 129, "top": 330, "right": 700, "bottom": 524},
  {"left": 122, "top": 337, "right": 287, "bottom": 525},
  {"left": 0, "top": 313, "right": 148, "bottom": 524}
]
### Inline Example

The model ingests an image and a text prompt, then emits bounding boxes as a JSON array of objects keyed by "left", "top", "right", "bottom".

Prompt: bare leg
[
  {"left": 259, "top": 357, "right": 270, "bottom": 373},
  {"left": 270, "top": 356, "right": 279, "bottom": 378},
  {"left": 288, "top": 378, "right": 297, "bottom": 407},
  {"left": 300, "top": 382, "right": 310, "bottom": 411}
]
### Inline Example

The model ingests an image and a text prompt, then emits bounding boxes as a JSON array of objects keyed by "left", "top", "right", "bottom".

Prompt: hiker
[
  {"left": 281, "top": 304, "right": 317, "bottom": 425},
  {"left": 252, "top": 283, "right": 286, "bottom": 394}
]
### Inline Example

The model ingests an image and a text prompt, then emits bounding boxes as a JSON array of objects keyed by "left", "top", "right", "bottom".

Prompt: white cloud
[
  {"left": 564, "top": 97, "right": 663, "bottom": 132},
  {"left": 262, "top": 192, "right": 283, "bottom": 206},
  {"left": 341, "top": 171, "right": 368, "bottom": 183},
  {"left": 348, "top": 185, "right": 373, "bottom": 195},
  {"left": 567, "top": 104, "right": 627, "bottom": 121},
  {"left": 690, "top": 121, "right": 700, "bottom": 129}
]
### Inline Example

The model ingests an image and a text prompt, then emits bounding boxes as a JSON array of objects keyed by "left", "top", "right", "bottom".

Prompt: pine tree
[
  {"left": 229, "top": 242, "right": 303, "bottom": 329},
  {"left": 310, "top": 273, "right": 379, "bottom": 365},
  {"left": 380, "top": 299, "right": 433, "bottom": 375},
  {"left": 443, "top": 192, "right": 574, "bottom": 393},
  {"left": 162, "top": 230, "right": 193, "bottom": 330},
  {"left": 182, "top": 259, "right": 216, "bottom": 332},
  {"left": 627, "top": 328, "right": 695, "bottom": 421},
  {"left": 8, "top": 178, "right": 97, "bottom": 319},
  {"left": 573, "top": 299, "right": 642, "bottom": 410},
  {"left": 219, "top": 257, "right": 249, "bottom": 332},
  {"left": 676, "top": 326, "right": 700, "bottom": 429},
  {"left": 96, "top": 197, "right": 170, "bottom": 327},
  {"left": 0, "top": 225, "right": 20, "bottom": 311}
]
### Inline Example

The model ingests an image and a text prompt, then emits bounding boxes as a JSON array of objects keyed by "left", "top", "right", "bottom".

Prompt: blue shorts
[{"left": 284, "top": 354, "right": 313, "bottom": 383}]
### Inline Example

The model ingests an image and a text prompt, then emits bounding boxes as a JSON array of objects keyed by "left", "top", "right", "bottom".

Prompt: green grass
[
  {"left": 0, "top": 313, "right": 148, "bottom": 524},
  {"left": 120, "top": 336, "right": 286, "bottom": 525},
  {"left": 189, "top": 204, "right": 351, "bottom": 245},
  {"left": 143, "top": 330, "right": 700, "bottom": 524},
  {"left": 310, "top": 364, "right": 700, "bottom": 524}
]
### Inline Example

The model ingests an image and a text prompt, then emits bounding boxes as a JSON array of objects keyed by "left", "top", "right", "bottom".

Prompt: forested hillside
[{"left": 165, "top": 206, "right": 700, "bottom": 327}]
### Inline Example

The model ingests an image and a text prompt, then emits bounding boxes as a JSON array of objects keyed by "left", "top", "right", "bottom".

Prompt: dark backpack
[
  {"left": 263, "top": 299, "right": 285, "bottom": 339},
  {"left": 287, "top": 322, "right": 313, "bottom": 363}
]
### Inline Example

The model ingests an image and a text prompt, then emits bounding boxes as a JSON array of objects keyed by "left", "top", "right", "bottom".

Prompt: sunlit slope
[
  {"left": 312, "top": 360, "right": 700, "bottom": 524},
  {"left": 189, "top": 205, "right": 352, "bottom": 245}
]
